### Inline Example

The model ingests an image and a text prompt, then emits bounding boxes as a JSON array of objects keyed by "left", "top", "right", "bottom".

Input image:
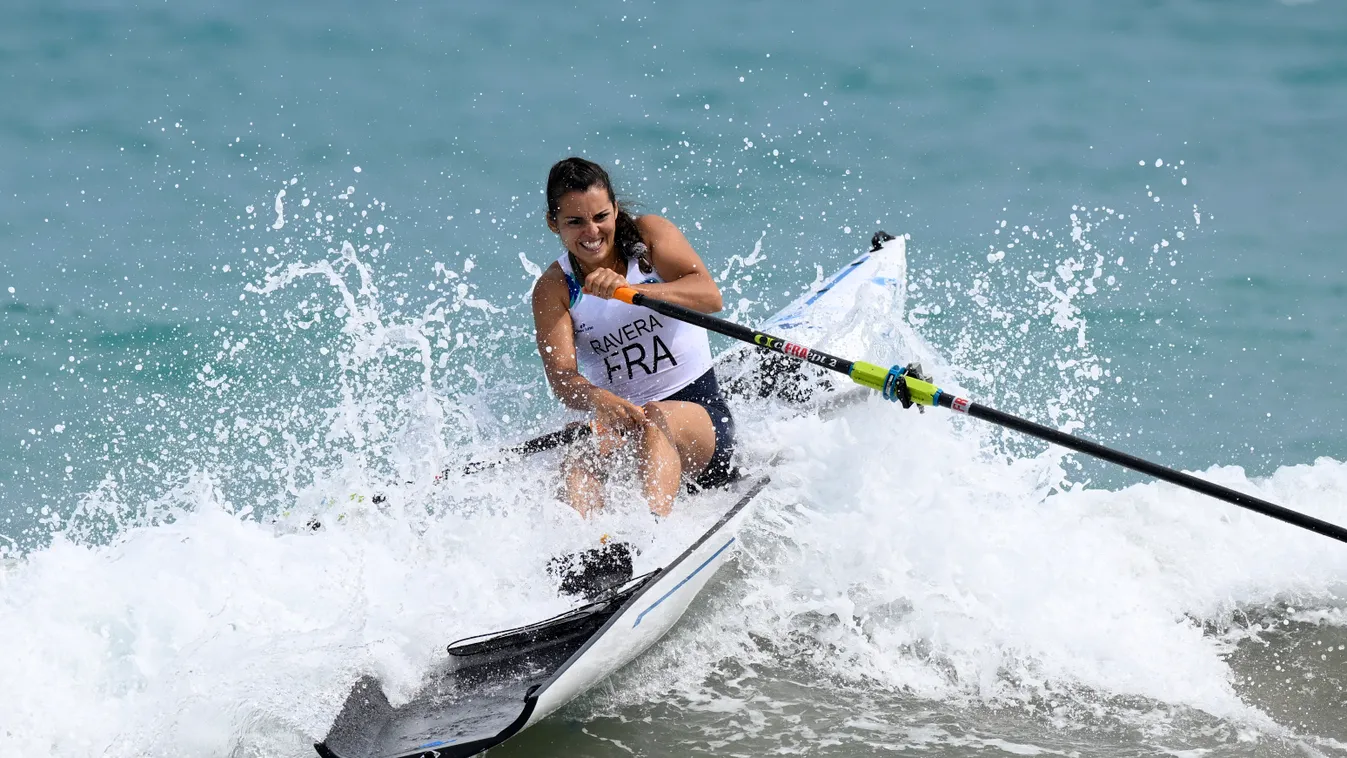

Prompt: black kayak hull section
[
  {"left": 315, "top": 573, "right": 654, "bottom": 758},
  {"left": 315, "top": 476, "right": 770, "bottom": 758}
]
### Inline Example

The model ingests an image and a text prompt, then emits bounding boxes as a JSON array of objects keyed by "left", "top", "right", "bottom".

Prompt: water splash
[{"left": 4, "top": 177, "right": 1346, "bottom": 756}]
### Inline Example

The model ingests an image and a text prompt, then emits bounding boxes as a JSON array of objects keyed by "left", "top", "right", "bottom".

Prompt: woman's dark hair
[{"left": 546, "top": 157, "right": 652, "bottom": 275}]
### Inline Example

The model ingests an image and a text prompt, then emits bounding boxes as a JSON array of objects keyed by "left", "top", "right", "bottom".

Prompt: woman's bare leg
[
  {"left": 562, "top": 402, "right": 716, "bottom": 518},
  {"left": 561, "top": 447, "right": 605, "bottom": 517},
  {"left": 639, "top": 401, "right": 717, "bottom": 516},
  {"left": 560, "top": 424, "right": 626, "bottom": 517}
]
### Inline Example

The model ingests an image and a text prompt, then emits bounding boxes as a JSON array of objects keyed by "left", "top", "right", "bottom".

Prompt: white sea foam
[{"left": 2, "top": 226, "right": 1345, "bottom": 757}]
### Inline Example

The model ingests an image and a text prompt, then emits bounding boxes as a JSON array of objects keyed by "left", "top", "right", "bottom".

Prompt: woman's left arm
[{"left": 632, "top": 214, "right": 723, "bottom": 314}]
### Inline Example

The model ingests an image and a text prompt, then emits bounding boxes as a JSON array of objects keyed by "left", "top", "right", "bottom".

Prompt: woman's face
[{"left": 549, "top": 185, "right": 618, "bottom": 267}]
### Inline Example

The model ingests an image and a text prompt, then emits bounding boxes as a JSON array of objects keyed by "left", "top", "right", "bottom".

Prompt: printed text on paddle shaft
[
  {"left": 589, "top": 314, "right": 678, "bottom": 381},
  {"left": 754, "top": 333, "right": 841, "bottom": 369}
]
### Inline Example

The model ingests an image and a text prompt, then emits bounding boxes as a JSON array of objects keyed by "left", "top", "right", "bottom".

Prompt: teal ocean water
[{"left": 3, "top": 2, "right": 1347, "bottom": 756}]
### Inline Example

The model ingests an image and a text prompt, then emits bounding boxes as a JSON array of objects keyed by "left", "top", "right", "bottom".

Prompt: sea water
[{"left": 2, "top": 1, "right": 1346, "bottom": 755}]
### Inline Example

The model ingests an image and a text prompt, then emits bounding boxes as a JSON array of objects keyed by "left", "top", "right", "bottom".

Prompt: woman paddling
[{"left": 532, "top": 157, "right": 736, "bottom": 517}]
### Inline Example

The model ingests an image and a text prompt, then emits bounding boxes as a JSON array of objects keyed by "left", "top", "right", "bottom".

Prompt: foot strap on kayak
[{"left": 548, "top": 540, "right": 635, "bottom": 601}]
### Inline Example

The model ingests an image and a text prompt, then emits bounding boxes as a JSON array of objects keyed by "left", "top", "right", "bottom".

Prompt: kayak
[
  {"left": 317, "top": 475, "right": 767, "bottom": 758},
  {"left": 314, "top": 231, "right": 908, "bottom": 758}
]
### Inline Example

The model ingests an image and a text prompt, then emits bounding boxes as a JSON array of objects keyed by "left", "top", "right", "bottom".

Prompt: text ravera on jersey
[{"left": 587, "top": 314, "right": 678, "bottom": 382}]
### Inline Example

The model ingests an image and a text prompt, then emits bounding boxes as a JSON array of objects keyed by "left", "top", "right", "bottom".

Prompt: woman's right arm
[{"left": 532, "top": 266, "right": 646, "bottom": 427}]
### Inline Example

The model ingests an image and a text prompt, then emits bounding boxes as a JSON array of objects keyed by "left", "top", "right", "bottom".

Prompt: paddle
[
  {"left": 612, "top": 285, "right": 1347, "bottom": 547},
  {"left": 458, "top": 423, "right": 592, "bottom": 476},
  {"left": 363, "top": 424, "right": 594, "bottom": 504}
]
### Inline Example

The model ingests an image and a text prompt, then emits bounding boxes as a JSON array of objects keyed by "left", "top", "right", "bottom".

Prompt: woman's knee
[{"left": 641, "top": 402, "right": 672, "bottom": 435}]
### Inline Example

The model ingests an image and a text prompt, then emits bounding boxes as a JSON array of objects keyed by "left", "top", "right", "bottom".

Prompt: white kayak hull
[{"left": 526, "top": 477, "right": 763, "bottom": 726}]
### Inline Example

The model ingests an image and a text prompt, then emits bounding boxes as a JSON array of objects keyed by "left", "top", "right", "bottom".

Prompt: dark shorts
[{"left": 661, "top": 369, "right": 738, "bottom": 490}]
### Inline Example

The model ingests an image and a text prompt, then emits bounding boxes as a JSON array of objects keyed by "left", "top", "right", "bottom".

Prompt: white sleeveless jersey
[{"left": 558, "top": 254, "right": 713, "bottom": 406}]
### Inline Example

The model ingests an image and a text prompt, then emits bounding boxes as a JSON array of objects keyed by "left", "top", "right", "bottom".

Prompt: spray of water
[{"left": 3, "top": 171, "right": 1346, "bottom": 757}]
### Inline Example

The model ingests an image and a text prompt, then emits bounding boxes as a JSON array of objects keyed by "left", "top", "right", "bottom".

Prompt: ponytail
[{"left": 614, "top": 206, "right": 653, "bottom": 274}]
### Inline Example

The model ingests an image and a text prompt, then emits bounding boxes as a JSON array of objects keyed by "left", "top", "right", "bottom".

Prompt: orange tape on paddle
[{"left": 613, "top": 286, "right": 638, "bottom": 304}]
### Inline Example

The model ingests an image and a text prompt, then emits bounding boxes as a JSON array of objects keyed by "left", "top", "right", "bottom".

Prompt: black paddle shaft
[
  {"left": 954, "top": 398, "right": 1347, "bottom": 545},
  {"left": 374, "top": 425, "right": 594, "bottom": 502},
  {"left": 619, "top": 288, "right": 1347, "bottom": 548},
  {"left": 458, "top": 424, "right": 593, "bottom": 476}
]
